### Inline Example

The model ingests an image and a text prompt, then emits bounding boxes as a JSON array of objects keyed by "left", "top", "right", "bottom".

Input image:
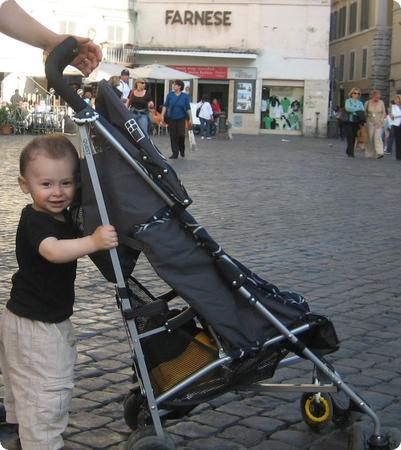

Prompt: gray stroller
[{"left": 43, "top": 38, "right": 400, "bottom": 450}]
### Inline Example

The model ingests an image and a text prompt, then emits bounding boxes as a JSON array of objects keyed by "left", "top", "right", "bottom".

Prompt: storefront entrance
[{"left": 198, "top": 80, "right": 229, "bottom": 113}]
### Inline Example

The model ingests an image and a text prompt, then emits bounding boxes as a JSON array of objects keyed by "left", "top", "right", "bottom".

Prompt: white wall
[{"left": 0, "top": 0, "right": 133, "bottom": 101}]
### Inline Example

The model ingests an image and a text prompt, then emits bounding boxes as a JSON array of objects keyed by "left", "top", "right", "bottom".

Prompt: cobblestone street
[{"left": 0, "top": 132, "right": 400, "bottom": 450}]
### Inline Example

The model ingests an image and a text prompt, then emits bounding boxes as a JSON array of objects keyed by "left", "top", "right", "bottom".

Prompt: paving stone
[
  {"left": 239, "top": 416, "right": 285, "bottom": 433},
  {"left": 68, "top": 428, "right": 125, "bottom": 448},
  {"left": 218, "top": 425, "right": 265, "bottom": 446},
  {"left": 217, "top": 401, "right": 263, "bottom": 418},
  {"left": 191, "top": 410, "right": 239, "bottom": 428},
  {"left": 167, "top": 421, "right": 217, "bottom": 438}
]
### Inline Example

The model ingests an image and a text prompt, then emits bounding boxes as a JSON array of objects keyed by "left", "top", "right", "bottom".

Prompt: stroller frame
[
  {"left": 78, "top": 119, "right": 385, "bottom": 447},
  {"left": 45, "top": 38, "right": 396, "bottom": 450}
]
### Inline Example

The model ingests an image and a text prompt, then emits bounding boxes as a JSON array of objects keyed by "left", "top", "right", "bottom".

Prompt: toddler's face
[{"left": 19, "top": 154, "right": 76, "bottom": 219}]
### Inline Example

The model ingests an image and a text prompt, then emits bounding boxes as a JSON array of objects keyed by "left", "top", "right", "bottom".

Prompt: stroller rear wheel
[
  {"left": 126, "top": 426, "right": 175, "bottom": 450},
  {"left": 300, "top": 392, "right": 333, "bottom": 431}
]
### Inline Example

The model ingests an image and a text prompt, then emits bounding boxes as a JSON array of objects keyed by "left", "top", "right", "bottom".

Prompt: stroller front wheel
[
  {"left": 126, "top": 426, "right": 175, "bottom": 450},
  {"left": 300, "top": 392, "right": 333, "bottom": 431}
]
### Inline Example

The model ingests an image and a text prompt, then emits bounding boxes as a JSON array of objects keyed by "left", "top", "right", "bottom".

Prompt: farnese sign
[{"left": 165, "top": 10, "right": 232, "bottom": 26}]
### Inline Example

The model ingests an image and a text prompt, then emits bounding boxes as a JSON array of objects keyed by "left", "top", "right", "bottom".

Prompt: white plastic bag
[{"left": 188, "top": 128, "right": 197, "bottom": 151}]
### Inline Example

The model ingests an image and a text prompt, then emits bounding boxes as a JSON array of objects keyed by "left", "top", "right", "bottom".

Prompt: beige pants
[
  {"left": 0, "top": 309, "right": 76, "bottom": 450},
  {"left": 365, "top": 123, "right": 384, "bottom": 158}
]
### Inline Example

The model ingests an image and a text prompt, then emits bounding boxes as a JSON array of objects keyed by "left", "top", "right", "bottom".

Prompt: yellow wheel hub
[{"left": 304, "top": 395, "right": 331, "bottom": 423}]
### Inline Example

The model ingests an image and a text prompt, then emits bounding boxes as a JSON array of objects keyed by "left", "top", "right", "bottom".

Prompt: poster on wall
[{"left": 234, "top": 80, "right": 255, "bottom": 113}]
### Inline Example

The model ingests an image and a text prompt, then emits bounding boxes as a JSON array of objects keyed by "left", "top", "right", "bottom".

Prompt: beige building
[
  {"left": 329, "top": 0, "right": 393, "bottom": 108},
  {"left": 389, "top": 3, "right": 401, "bottom": 100},
  {"left": 133, "top": 0, "right": 331, "bottom": 136}
]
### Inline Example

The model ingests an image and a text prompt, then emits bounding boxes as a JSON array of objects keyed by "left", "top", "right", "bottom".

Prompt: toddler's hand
[{"left": 91, "top": 225, "right": 118, "bottom": 250}]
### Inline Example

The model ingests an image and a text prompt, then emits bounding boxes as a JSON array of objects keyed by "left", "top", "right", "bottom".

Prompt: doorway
[{"left": 197, "top": 80, "right": 229, "bottom": 113}]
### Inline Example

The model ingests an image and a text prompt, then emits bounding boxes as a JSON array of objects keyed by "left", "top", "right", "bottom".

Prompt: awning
[{"left": 133, "top": 48, "right": 258, "bottom": 59}]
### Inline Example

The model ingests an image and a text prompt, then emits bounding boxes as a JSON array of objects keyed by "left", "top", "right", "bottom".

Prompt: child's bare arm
[{"left": 38, "top": 225, "right": 118, "bottom": 264}]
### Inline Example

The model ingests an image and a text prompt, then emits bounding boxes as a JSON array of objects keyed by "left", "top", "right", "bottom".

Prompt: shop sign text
[{"left": 165, "top": 10, "right": 232, "bottom": 26}]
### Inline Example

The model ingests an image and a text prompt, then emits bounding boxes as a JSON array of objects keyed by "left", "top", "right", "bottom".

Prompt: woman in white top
[
  {"left": 196, "top": 95, "right": 214, "bottom": 139},
  {"left": 391, "top": 95, "right": 401, "bottom": 160}
]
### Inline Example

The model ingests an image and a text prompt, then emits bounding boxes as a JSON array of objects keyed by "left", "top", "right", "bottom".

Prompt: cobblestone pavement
[{"left": 0, "top": 133, "right": 400, "bottom": 450}]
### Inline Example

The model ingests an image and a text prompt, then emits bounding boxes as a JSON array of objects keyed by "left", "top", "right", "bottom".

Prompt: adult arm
[
  {"left": 39, "top": 225, "right": 118, "bottom": 264},
  {"left": 0, "top": 0, "right": 102, "bottom": 76}
]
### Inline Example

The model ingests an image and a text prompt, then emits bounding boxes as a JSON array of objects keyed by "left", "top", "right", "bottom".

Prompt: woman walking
[
  {"left": 344, "top": 87, "right": 365, "bottom": 158},
  {"left": 127, "top": 79, "right": 154, "bottom": 136},
  {"left": 364, "top": 89, "right": 386, "bottom": 159},
  {"left": 391, "top": 94, "right": 401, "bottom": 160},
  {"left": 161, "top": 80, "right": 192, "bottom": 159}
]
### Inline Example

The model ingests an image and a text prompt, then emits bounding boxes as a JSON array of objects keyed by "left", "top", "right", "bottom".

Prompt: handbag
[
  {"left": 338, "top": 109, "right": 349, "bottom": 122},
  {"left": 355, "top": 110, "right": 366, "bottom": 124}
]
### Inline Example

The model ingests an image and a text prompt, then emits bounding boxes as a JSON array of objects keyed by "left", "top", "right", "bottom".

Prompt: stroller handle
[{"left": 45, "top": 36, "right": 88, "bottom": 113}]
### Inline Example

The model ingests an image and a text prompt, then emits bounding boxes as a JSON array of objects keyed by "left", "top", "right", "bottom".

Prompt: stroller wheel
[
  {"left": 385, "top": 428, "right": 401, "bottom": 450},
  {"left": 126, "top": 426, "right": 175, "bottom": 450},
  {"left": 300, "top": 392, "right": 333, "bottom": 431},
  {"left": 123, "top": 389, "right": 149, "bottom": 430}
]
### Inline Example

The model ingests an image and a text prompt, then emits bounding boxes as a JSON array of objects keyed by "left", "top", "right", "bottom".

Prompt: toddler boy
[{"left": 0, "top": 134, "right": 118, "bottom": 450}]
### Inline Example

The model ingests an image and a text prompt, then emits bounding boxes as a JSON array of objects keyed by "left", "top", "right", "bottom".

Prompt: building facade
[
  {"left": 389, "top": 2, "right": 401, "bottom": 100},
  {"left": 0, "top": 0, "right": 331, "bottom": 136},
  {"left": 132, "top": 0, "right": 331, "bottom": 136},
  {"left": 329, "top": 0, "right": 393, "bottom": 108}
]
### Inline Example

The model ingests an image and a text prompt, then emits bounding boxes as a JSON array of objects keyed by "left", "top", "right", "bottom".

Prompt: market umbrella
[
  {"left": 82, "top": 62, "right": 131, "bottom": 83},
  {"left": 129, "top": 64, "right": 198, "bottom": 80},
  {"left": 130, "top": 64, "right": 198, "bottom": 108}
]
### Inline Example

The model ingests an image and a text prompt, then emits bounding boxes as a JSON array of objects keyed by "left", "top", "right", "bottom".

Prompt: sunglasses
[{"left": 352, "top": 92, "right": 361, "bottom": 95}]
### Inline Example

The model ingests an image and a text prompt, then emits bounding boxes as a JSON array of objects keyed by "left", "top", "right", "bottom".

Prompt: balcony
[{"left": 100, "top": 43, "right": 135, "bottom": 67}]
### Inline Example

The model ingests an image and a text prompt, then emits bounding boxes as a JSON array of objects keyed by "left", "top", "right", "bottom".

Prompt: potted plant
[{"left": 0, "top": 105, "right": 13, "bottom": 135}]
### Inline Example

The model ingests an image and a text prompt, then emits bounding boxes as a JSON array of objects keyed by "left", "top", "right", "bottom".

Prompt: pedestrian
[
  {"left": 127, "top": 79, "right": 154, "bottom": 136},
  {"left": 344, "top": 87, "right": 365, "bottom": 158},
  {"left": 0, "top": 135, "right": 118, "bottom": 450},
  {"left": 364, "top": 89, "right": 386, "bottom": 159},
  {"left": 161, "top": 79, "right": 192, "bottom": 159},
  {"left": 0, "top": 0, "right": 102, "bottom": 76},
  {"left": 196, "top": 95, "right": 213, "bottom": 139},
  {"left": 391, "top": 94, "right": 401, "bottom": 160},
  {"left": 10, "top": 89, "right": 23, "bottom": 107},
  {"left": 118, "top": 69, "right": 131, "bottom": 106},
  {"left": 95, "top": 75, "right": 123, "bottom": 121},
  {"left": 382, "top": 111, "right": 394, "bottom": 155}
]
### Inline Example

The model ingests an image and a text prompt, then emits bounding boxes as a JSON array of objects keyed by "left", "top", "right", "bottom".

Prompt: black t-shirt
[
  {"left": 130, "top": 91, "right": 152, "bottom": 111},
  {"left": 7, "top": 205, "right": 78, "bottom": 323}
]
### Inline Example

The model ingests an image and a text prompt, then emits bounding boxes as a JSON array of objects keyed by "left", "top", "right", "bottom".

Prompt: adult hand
[{"left": 44, "top": 35, "right": 102, "bottom": 76}]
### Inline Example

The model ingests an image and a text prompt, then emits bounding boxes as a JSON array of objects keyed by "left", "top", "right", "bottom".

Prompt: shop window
[
  {"left": 361, "top": 48, "right": 368, "bottom": 79},
  {"left": 107, "top": 25, "right": 123, "bottom": 43},
  {"left": 338, "top": 7, "right": 346, "bottom": 38},
  {"left": 338, "top": 54, "right": 345, "bottom": 82},
  {"left": 59, "top": 20, "right": 76, "bottom": 35},
  {"left": 360, "top": 0, "right": 369, "bottom": 31},
  {"left": 349, "top": 2, "right": 357, "bottom": 34},
  {"left": 260, "top": 86, "right": 304, "bottom": 132},
  {"left": 330, "top": 11, "right": 338, "bottom": 41},
  {"left": 349, "top": 51, "right": 355, "bottom": 81}
]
